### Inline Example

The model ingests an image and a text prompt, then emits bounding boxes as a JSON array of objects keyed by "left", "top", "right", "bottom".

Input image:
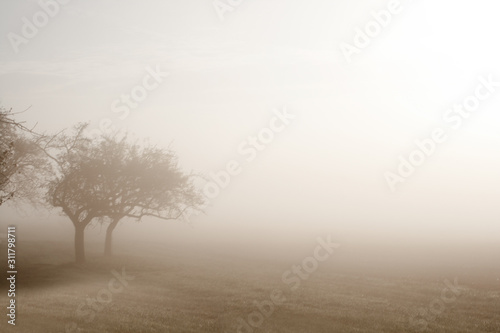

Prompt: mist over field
[{"left": 1, "top": 0, "right": 500, "bottom": 332}]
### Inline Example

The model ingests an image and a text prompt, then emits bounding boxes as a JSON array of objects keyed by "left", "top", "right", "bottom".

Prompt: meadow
[{"left": 0, "top": 239, "right": 498, "bottom": 333}]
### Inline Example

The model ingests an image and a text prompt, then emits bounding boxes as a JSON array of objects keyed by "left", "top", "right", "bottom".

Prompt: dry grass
[{"left": 0, "top": 240, "right": 498, "bottom": 332}]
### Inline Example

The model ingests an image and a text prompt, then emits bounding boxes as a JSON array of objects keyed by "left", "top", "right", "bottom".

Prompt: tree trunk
[
  {"left": 104, "top": 218, "right": 119, "bottom": 257},
  {"left": 74, "top": 225, "right": 86, "bottom": 264}
]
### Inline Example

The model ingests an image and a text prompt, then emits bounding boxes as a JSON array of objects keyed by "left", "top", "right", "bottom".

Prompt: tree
[
  {"left": 93, "top": 135, "right": 204, "bottom": 256},
  {"left": 40, "top": 125, "right": 203, "bottom": 262},
  {"left": 41, "top": 123, "right": 111, "bottom": 264},
  {"left": 0, "top": 106, "right": 45, "bottom": 205}
]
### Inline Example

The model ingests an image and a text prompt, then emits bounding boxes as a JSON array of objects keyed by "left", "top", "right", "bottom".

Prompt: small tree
[
  {"left": 93, "top": 135, "right": 203, "bottom": 256},
  {"left": 41, "top": 123, "right": 110, "bottom": 264}
]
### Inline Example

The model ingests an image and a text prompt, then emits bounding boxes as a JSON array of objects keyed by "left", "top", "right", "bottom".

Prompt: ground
[{"left": 0, "top": 240, "right": 498, "bottom": 332}]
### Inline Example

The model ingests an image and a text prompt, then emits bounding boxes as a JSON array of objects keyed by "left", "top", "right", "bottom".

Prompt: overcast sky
[{"left": 1, "top": 0, "right": 500, "bottom": 246}]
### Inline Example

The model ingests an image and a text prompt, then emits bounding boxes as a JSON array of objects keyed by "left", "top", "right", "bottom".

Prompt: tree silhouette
[
  {"left": 40, "top": 125, "right": 203, "bottom": 262},
  {"left": 93, "top": 135, "right": 203, "bottom": 256},
  {"left": 41, "top": 123, "right": 111, "bottom": 264},
  {"left": 0, "top": 106, "right": 45, "bottom": 206}
]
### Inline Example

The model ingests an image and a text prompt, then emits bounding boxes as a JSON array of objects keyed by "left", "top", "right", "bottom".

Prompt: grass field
[{"left": 0, "top": 239, "right": 499, "bottom": 333}]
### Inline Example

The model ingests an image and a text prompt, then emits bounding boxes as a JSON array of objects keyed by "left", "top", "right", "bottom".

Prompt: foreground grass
[{"left": 0, "top": 241, "right": 498, "bottom": 332}]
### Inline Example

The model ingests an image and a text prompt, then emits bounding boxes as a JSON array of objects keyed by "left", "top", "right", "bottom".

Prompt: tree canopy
[
  {"left": 92, "top": 134, "right": 204, "bottom": 256},
  {"left": 0, "top": 106, "right": 45, "bottom": 206}
]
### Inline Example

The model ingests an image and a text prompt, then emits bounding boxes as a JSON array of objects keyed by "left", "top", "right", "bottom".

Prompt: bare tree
[
  {"left": 0, "top": 106, "right": 46, "bottom": 205},
  {"left": 41, "top": 123, "right": 111, "bottom": 264},
  {"left": 93, "top": 135, "right": 204, "bottom": 256}
]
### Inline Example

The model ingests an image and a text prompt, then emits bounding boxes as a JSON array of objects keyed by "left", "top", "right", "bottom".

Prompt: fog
[
  {"left": 2, "top": 0, "right": 500, "bottom": 251},
  {"left": 2, "top": 1, "right": 500, "bottom": 332}
]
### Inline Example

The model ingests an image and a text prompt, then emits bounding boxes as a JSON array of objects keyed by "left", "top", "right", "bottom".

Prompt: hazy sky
[{"left": 1, "top": 0, "right": 500, "bottom": 245}]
